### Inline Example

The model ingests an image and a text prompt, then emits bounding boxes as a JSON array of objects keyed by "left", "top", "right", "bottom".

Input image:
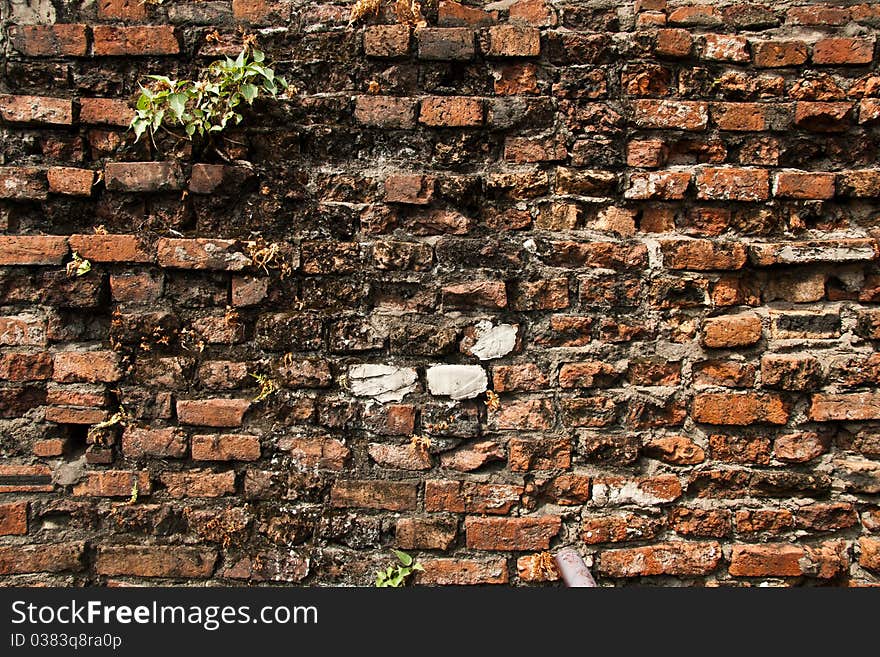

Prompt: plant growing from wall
[
  {"left": 130, "top": 45, "right": 287, "bottom": 158},
  {"left": 375, "top": 550, "right": 424, "bottom": 587}
]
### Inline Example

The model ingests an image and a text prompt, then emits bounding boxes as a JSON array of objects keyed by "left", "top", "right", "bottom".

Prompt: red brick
[
  {"left": 69, "top": 234, "right": 151, "bottom": 263},
  {"left": 231, "top": 275, "right": 268, "bottom": 306},
  {"left": 417, "top": 27, "right": 475, "bottom": 60},
  {"left": 752, "top": 41, "right": 808, "bottom": 68},
  {"left": 176, "top": 399, "right": 250, "bottom": 427},
  {"left": 232, "top": 0, "right": 269, "bottom": 21},
  {"left": 794, "top": 102, "right": 853, "bottom": 132},
  {"left": 774, "top": 432, "right": 830, "bottom": 464},
  {"left": 492, "top": 398, "right": 553, "bottom": 430},
  {"left": 712, "top": 103, "right": 770, "bottom": 131},
  {"left": 442, "top": 281, "right": 507, "bottom": 309},
  {"left": 796, "top": 503, "right": 858, "bottom": 532},
  {"left": 709, "top": 434, "right": 772, "bottom": 465},
  {"left": 541, "top": 474, "right": 591, "bottom": 505},
  {"left": 809, "top": 392, "right": 880, "bottom": 421},
  {"left": 0, "top": 314, "right": 48, "bottom": 347},
  {"left": 8, "top": 24, "right": 88, "bottom": 57},
  {"left": 105, "top": 162, "right": 184, "bottom": 192},
  {"left": 419, "top": 96, "right": 483, "bottom": 127},
  {"left": 643, "top": 434, "right": 705, "bottom": 465},
  {"left": 417, "top": 558, "right": 509, "bottom": 585},
  {"left": 157, "top": 238, "right": 249, "bottom": 270},
  {"left": 46, "top": 407, "right": 109, "bottom": 425},
  {"left": 633, "top": 100, "right": 708, "bottom": 130},
  {"left": 559, "top": 361, "right": 620, "bottom": 388},
  {"left": 192, "top": 434, "right": 260, "bottom": 461},
  {"left": 702, "top": 34, "right": 749, "bottom": 63},
  {"left": 0, "top": 95, "right": 73, "bottom": 125},
  {"left": 364, "top": 25, "right": 411, "bottom": 57},
  {"left": 485, "top": 25, "right": 541, "bottom": 57},
  {"left": 330, "top": 480, "right": 418, "bottom": 510},
  {"left": 122, "top": 427, "right": 187, "bottom": 458},
  {"left": 839, "top": 169, "right": 880, "bottom": 197},
  {"left": 669, "top": 508, "right": 732, "bottom": 538},
  {"left": 53, "top": 351, "right": 121, "bottom": 383},
  {"left": 592, "top": 474, "right": 682, "bottom": 505},
  {"left": 92, "top": 26, "right": 179, "bottom": 56},
  {"left": 625, "top": 170, "right": 692, "bottom": 199},
  {"left": 110, "top": 271, "right": 163, "bottom": 303},
  {"left": 787, "top": 5, "right": 851, "bottom": 25},
  {"left": 47, "top": 167, "right": 95, "bottom": 197},
  {"left": 730, "top": 542, "right": 847, "bottom": 578},
  {"left": 701, "top": 313, "right": 762, "bottom": 348},
  {"left": 493, "top": 63, "right": 539, "bottom": 95},
  {"left": 510, "top": 278, "right": 569, "bottom": 311},
  {"left": 465, "top": 515, "right": 561, "bottom": 551},
  {"left": 395, "top": 517, "right": 457, "bottom": 550},
  {"left": 627, "top": 140, "right": 668, "bottom": 168},
  {"left": 813, "top": 38, "right": 875, "bottom": 65},
  {"left": 517, "top": 553, "right": 560, "bottom": 582},
  {"left": 0, "top": 236, "right": 68, "bottom": 265},
  {"left": 98, "top": 0, "right": 146, "bottom": 19},
  {"left": 761, "top": 354, "right": 822, "bottom": 391},
  {"left": 773, "top": 171, "right": 836, "bottom": 199},
  {"left": 668, "top": 5, "right": 721, "bottom": 26},
  {"left": 96, "top": 546, "right": 217, "bottom": 578},
  {"left": 583, "top": 513, "right": 664, "bottom": 544},
  {"left": 693, "top": 360, "right": 756, "bottom": 388},
  {"left": 72, "top": 470, "right": 151, "bottom": 497},
  {"left": 439, "top": 440, "right": 504, "bottom": 471},
  {"left": 79, "top": 98, "right": 134, "bottom": 127},
  {"left": 354, "top": 96, "right": 416, "bottom": 128},
  {"left": 510, "top": 0, "right": 555, "bottom": 26},
  {"left": 0, "top": 465, "right": 53, "bottom": 493},
  {"left": 655, "top": 29, "right": 693, "bottom": 58},
  {"left": 367, "top": 442, "right": 432, "bottom": 470},
  {"left": 46, "top": 385, "right": 107, "bottom": 407},
  {"left": 492, "top": 364, "right": 548, "bottom": 392},
  {"left": 662, "top": 239, "right": 747, "bottom": 271},
  {"left": 0, "top": 352, "right": 52, "bottom": 381},
  {"left": 696, "top": 167, "right": 770, "bottom": 201},
  {"left": 0, "top": 542, "right": 84, "bottom": 575},
  {"left": 425, "top": 480, "right": 523, "bottom": 515},
  {"left": 504, "top": 136, "right": 567, "bottom": 163},
  {"left": 599, "top": 542, "right": 721, "bottom": 577},
  {"left": 0, "top": 502, "right": 28, "bottom": 536},
  {"left": 438, "top": 1, "right": 498, "bottom": 26},
  {"left": 508, "top": 437, "right": 571, "bottom": 471},
  {"left": 281, "top": 436, "right": 351, "bottom": 470},
  {"left": 160, "top": 470, "right": 235, "bottom": 498},
  {"left": 735, "top": 509, "right": 794, "bottom": 534},
  {"left": 692, "top": 392, "right": 789, "bottom": 425},
  {"left": 860, "top": 538, "right": 880, "bottom": 572},
  {"left": 859, "top": 98, "right": 880, "bottom": 125},
  {"left": 385, "top": 174, "right": 435, "bottom": 204},
  {"left": 0, "top": 167, "right": 49, "bottom": 200}
]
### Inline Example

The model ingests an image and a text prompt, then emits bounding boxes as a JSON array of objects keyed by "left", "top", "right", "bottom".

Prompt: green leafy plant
[
  {"left": 375, "top": 550, "right": 424, "bottom": 587},
  {"left": 65, "top": 251, "right": 91, "bottom": 277},
  {"left": 130, "top": 46, "right": 287, "bottom": 151}
]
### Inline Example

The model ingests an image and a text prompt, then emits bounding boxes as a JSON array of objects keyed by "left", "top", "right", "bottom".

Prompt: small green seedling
[
  {"left": 375, "top": 550, "right": 424, "bottom": 587},
  {"left": 66, "top": 251, "right": 91, "bottom": 277}
]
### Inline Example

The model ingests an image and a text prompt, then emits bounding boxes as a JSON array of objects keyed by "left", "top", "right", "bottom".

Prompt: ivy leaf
[
  {"left": 168, "top": 93, "right": 187, "bottom": 120},
  {"left": 241, "top": 82, "right": 259, "bottom": 103},
  {"left": 412, "top": 562, "right": 425, "bottom": 572},
  {"left": 392, "top": 550, "right": 413, "bottom": 566},
  {"left": 253, "top": 49, "right": 265, "bottom": 63}
]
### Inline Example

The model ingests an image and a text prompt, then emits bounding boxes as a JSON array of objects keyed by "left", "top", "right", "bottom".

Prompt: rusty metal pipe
[{"left": 555, "top": 548, "right": 597, "bottom": 587}]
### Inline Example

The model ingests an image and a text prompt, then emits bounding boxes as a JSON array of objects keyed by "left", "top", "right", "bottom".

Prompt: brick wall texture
[{"left": 2, "top": 0, "right": 880, "bottom": 586}]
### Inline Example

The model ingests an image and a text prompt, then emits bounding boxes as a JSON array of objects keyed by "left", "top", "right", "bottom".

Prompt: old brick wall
[{"left": 1, "top": 0, "right": 880, "bottom": 586}]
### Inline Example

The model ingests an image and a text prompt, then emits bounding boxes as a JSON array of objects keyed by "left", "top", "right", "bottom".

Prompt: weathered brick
[
  {"left": 69, "top": 234, "right": 151, "bottom": 263},
  {"left": 752, "top": 41, "right": 809, "bottom": 68},
  {"left": 655, "top": 29, "right": 693, "bottom": 58},
  {"left": 0, "top": 542, "right": 84, "bottom": 575},
  {"left": 79, "top": 98, "right": 134, "bottom": 127},
  {"left": 0, "top": 168, "right": 49, "bottom": 201},
  {"left": 692, "top": 392, "right": 789, "bottom": 425},
  {"left": 0, "top": 502, "right": 28, "bottom": 536},
  {"left": 701, "top": 313, "right": 762, "bottom": 348},
  {"left": 702, "top": 34, "right": 749, "bottom": 63},
  {"left": 729, "top": 542, "right": 847, "bottom": 578},
  {"left": 599, "top": 542, "right": 721, "bottom": 577},
  {"left": 794, "top": 102, "right": 853, "bottom": 132},
  {"left": 160, "top": 470, "right": 236, "bottom": 498},
  {"left": 417, "top": 558, "right": 509, "bottom": 585},
  {"left": 92, "top": 26, "right": 180, "bottom": 56},
  {"left": 354, "top": 96, "right": 416, "bottom": 128},
  {"left": 281, "top": 436, "right": 351, "bottom": 470},
  {"left": 176, "top": 399, "right": 250, "bottom": 427},
  {"left": 47, "top": 167, "right": 96, "bottom": 197},
  {"left": 813, "top": 38, "right": 874, "bottom": 65},
  {"left": 0, "top": 95, "right": 72, "bottom": 125},
  {"left": 426, "top": 480, "right": 523, "bottom": 515},
  {"left": 464, "top": 516, "right": 561, "bottom": 551},
  {"left": 364, "top": 25, "right": 411, "bottom": 58},
  {"left": 330, "top": 480, "right": 418, "bottom": 510},
  {"left": 122, "top": 427, "right": 187, "bottom": 459},
  {"left": 696, "top": 167, "right": 770, "bottom": 201},
  {"left": 419, "top": 96, "right": 483, "bottom": 126},
  {"left": 485, "top": 25, "right": 541, "bottom": 57},
  {"left": 396, "top": 517, "right": 456, "bottom": 550},
  {"left": 0, "top": 314, "right": 48, "bottom": 347},
  {"left": 72, "top": 471, "right": 151, "bottom": 497},
  {"left": 8, "top": 24, "right": 88, "bottom": 57},
  {"left": 157, "top": 238, "right": 250, "bottom": 270},
  {"left": 810, "top": 392, "right": 880, "bottom": 421},
  {"left": 508, "top": 437, "right": 571, "bottom": 471},
  {"left": 662, "top": 240, "right": 748, "bottom": 271},
  {"left": 384, "top": 174, "right": 435, "bottom": 205},
  {"left": 96, "top": 546, "right": 217, "bottom": 578},
  {"left": 105, "top": 162, "right": 184, "bottom": 192},
  {"left": 417, "top": 27, "right": 474, "bottom": 60},
  {"left": 53, "top": 351, "right": 121, "bottom": 383},
  {"left": 633, "top": 100, "right": 708, "bottom": 131},
  {"left": 625, "top": 171, "right": 692, "bottom": 199}
]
